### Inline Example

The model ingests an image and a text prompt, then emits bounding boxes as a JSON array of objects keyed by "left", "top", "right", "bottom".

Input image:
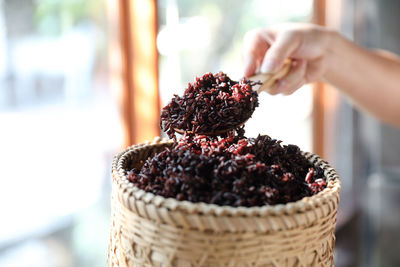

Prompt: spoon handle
[{"left": 248, "top": 59, "right": 292, "bottom": 93}]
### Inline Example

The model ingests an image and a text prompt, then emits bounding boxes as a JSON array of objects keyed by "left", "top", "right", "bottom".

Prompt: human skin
[{"left": 243, "top": 23, "right": 400, "bottom": 127}]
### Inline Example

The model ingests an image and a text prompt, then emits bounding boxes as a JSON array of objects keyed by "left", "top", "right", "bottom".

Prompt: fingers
[
  {"left": 268, "top": 59, "right": 307, "bottom": 95},
  {"left": 282, "top": 80, "right": 305, "bottom": 95},
  {"left": 243, "top": 55, "right": 258, "bottom": 78},
  {"left": 243, "top": 29, "right": 272, "bottom": 77},
  {"left": 260, "top": 31, "right": 302, "bottom": 73}
]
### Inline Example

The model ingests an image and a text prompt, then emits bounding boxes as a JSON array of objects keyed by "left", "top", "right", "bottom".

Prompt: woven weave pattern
[{"left": 108, "top": 138, "right": 341, "bottom": 267}]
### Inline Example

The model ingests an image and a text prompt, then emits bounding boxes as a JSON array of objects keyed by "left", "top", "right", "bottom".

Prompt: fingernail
[{"left": 261, "top": 59, "right": 277, "bottom": 73}]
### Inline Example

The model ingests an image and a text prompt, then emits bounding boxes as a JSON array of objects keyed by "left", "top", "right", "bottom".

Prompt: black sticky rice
[
  {"left": 128, "top": 133, "right": 326, "bottom": 207},
  {"left": 160, "top": 72, "right": 259, "bottom": 138},
  {"left": 128, "top": 72, "right": 327, "bottom": 207}
]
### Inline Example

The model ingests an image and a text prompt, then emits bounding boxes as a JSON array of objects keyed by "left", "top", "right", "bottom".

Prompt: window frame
[{"left": 107, "top": 0, "right": 160, "bottom": 147}]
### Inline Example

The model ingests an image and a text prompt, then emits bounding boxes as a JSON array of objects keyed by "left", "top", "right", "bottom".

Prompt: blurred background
[{"left": 0, "top": 0, "right": 399, "bottom": 266}]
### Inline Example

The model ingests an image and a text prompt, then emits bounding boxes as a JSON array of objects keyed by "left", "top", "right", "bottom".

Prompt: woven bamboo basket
[{"left": 108, "top": 137, "right": 341, "bottom": 267}]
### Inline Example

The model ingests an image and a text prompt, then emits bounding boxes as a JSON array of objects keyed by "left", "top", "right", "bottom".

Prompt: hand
[{"left": 243, "top": 23, "right": 334, "bottom": 95}]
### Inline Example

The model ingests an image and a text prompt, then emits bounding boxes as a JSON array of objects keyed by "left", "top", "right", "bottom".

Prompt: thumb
[{"left": 260, "top": 32, "right": 300, "bottom": 73}]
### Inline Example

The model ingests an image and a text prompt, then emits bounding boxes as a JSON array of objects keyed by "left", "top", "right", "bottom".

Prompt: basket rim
[{"left": 113, "top": 137, "right": 341, "bottom": 217}]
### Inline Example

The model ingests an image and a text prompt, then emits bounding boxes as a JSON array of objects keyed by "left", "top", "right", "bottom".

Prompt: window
[{"left": 0, "top": 0, "right": 121, "bottom": 265}]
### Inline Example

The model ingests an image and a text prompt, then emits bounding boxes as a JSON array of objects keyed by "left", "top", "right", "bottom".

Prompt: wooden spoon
[
  {"left": 173, "top": 59, "right": 292, "bottom": 135},
  {"left": 248, "top": 58, "right": 292, "bottom": 93}
]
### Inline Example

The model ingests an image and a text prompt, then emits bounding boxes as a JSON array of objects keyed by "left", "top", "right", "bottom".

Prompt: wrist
[{"left": 322, "top": 29, "right": 341, "bottom": 80}]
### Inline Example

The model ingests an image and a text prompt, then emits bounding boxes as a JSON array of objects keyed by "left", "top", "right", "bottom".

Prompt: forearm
[{"left": 324, "top": 31, "right": 400, "bottom": 127}]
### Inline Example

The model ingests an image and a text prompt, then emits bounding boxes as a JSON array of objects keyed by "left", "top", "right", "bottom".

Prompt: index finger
[
  {"left": 242, "top": 29, "right": 274, "bottom": 77},
  {"left": 261, "top": 31, "right": 302, "bottom": 73}
]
